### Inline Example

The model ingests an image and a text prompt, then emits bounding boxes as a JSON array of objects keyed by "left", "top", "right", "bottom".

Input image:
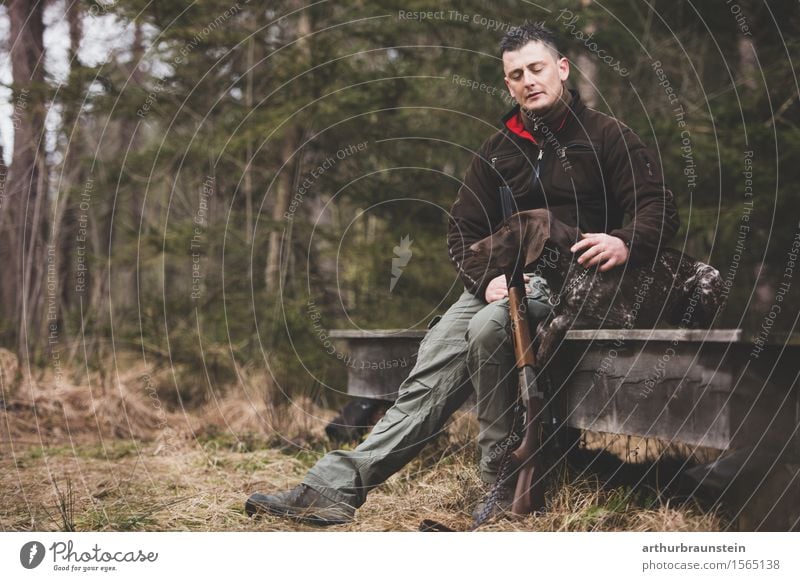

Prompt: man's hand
[
  {"left": 484, "top": 273, "right": 530, "bottom": 302},
  {"left": 570, "top": 233, "right": 629, "bottom": 272}
]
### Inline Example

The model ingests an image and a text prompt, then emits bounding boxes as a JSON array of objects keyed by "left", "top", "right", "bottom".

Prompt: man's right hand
[{"left": 484, "top": 273, "right": 530, "bottom": 302}]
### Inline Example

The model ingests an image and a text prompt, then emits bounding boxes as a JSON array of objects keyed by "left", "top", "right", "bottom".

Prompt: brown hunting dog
[{"left": 470, "top": 209, "right": 724, "bottom": 366}]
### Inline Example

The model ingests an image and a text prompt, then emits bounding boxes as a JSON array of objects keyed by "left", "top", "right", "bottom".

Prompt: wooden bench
[
  {"left": 330, "top": 327, "right": 799, "bottom": 529},
  {"left": 329, "top": 328, "right": 798, "bottom": 452}
]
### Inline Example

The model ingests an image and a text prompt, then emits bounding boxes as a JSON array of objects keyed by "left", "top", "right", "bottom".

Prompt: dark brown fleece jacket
[{"left": 447, "top": 89, "right": 680, "bottom": 300}]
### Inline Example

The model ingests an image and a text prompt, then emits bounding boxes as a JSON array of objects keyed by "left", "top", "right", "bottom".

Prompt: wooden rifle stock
[{"left": 499, "top": 186, "right": 547, "bottom": 514}]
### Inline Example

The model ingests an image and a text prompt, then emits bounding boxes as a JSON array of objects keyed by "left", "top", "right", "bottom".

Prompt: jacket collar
[{"left": 500, "top": 89, "right": 584, "bottom": 145}]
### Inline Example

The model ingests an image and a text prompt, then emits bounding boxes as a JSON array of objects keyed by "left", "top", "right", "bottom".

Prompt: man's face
[{"left": 503, "top": 41, "right": 569, "bottom": 115}]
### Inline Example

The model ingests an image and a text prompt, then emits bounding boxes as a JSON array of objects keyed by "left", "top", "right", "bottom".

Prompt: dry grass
[
  {"left": 0, "top": 436, "right": 721, "bottom": 532},
  {"left": 0, "top": 351, "right": 723, "bottom": 532}
]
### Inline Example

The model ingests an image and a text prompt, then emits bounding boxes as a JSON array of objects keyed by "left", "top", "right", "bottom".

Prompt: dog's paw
[{"left": 690, "top": 263, "right": 725, "bottom": 327}]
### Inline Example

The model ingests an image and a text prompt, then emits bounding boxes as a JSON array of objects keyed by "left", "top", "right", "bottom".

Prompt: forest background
[{"left": 0, "top": 0, "right": 797, "bottom": 467}]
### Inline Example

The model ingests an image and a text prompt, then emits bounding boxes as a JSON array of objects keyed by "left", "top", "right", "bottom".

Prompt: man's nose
[{"left": 523, "top": 69, "right": 537, "bottom": 85}]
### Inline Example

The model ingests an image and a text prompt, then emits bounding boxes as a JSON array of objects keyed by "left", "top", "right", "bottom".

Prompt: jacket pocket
[
  {"left": 634, "top": 148, "right": 671, "bottom": 198},
  {"left": 548, "top": 142, "right": 600, "bottom": 197},
  {"left": 491, "top": 151, "right": 530, "bottom": 196}
]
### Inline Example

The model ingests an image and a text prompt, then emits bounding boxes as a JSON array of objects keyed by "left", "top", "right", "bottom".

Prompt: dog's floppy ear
[{"left": 515, "top": 209, "right": 551, "bottom": 267}]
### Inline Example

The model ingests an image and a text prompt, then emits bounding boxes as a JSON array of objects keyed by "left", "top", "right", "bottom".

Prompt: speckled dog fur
[{"left": 471, "top": 209, "right": 724, "bottom": 366}]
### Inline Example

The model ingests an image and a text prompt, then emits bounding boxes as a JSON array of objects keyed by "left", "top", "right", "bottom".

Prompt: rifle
[
  {"left": 499, "top": 185, "right": 547, "bottom": 515},
  {"left": 420, "top": 187, "right": 548, "bottom": 531}
]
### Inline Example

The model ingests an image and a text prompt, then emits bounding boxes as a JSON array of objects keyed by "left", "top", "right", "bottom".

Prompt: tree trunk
[
  {"left": 245, "top": 36, "right": 255, "bottom": 244},
  {"left": 265, "top": 135, "right": 296, "bottom": 293},
  {"left": 58, "top": 0, "right": 87, "bottom": 366},
  {"left": 5, "top": 0, "right": 47, "bottom": 365},
  {"left": 737, "top": 35, "right": 757, "bottom": 91},
  {"left": 0, "top": 144, "right": 11, "bottom": 327},
  {"left": 264, "top": 9, "right": 311, "bottom": 293},
  {"left": 575, "top": 2, "right": 599, "bottom": 108}
]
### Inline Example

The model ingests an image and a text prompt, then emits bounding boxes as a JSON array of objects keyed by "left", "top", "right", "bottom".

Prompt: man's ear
[{"left": 558, "top": 56, "right": 570, "bottom": 82}]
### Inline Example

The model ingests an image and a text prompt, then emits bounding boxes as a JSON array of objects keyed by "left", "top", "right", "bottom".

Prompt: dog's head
[{"left": 470, "top": 209, "right": 579, "bottom": 272}]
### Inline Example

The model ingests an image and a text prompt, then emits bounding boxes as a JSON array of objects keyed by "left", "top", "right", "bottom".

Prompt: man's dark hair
[{"left": 500, "top": 23, "right": 562, "bottom": 58}]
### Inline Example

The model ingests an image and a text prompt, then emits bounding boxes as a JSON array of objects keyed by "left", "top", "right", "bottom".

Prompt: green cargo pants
[{"left": 303, "top": 278, "right": 552, "bottom": 509}]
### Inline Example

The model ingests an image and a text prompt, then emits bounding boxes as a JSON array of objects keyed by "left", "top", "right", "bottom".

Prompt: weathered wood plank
[
  {"left": 329, "top": 334, "right": 420, "bottom": 400},
  {"left": 330, "top": 330, "right": 426, "bottom": 339},
  {"left": 331, "top": 328, "right": 743, "bottom": 342},
  {"left": 548, "top": 338, "right": 737, "bottom": 449},
  {"left": 563, "top": 329, "right": 742, "bottom": 342},
  {"left": 330, "top": 328, "right": 799, "bottom": 453}
]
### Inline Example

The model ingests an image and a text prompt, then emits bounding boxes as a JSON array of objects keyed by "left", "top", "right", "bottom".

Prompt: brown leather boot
[
  {"left": 246, "top": 484, "right": 355, "bottom": 526},
  {"left": 471, "top": 481, "right": 515, "bottom": 524}
]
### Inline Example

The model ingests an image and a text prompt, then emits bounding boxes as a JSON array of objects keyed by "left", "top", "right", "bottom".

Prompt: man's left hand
[{"left": 570, "top": 233, "right": 628, "bottom": 272}]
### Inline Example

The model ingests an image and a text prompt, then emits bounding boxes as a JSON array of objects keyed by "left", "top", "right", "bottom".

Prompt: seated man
[{"left": 246, "top": 22, "right": 679, "bottom": 525}]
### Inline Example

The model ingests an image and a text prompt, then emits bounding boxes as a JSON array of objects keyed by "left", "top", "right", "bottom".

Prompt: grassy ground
[
  {"left": 0, "top": 426, "right": 723, "bottom": 532},
  {"left": 0, "top": 353, "right": 723, "bottom": 532}
]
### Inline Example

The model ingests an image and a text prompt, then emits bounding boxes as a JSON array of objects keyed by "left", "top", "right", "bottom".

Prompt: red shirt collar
[
  {"left": 503, "top": 107, "right": 570, "bottom": 145},
  {"left": 504, "top": 113, "right": 538, "bottom": 145}
]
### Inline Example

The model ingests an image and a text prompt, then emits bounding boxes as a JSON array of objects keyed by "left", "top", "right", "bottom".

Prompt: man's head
[{"left": 500, "top": 23, "right": 569, "bottom": 115}]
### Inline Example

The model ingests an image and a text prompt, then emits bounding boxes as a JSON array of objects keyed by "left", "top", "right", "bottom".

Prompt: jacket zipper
[
  {"left": 556, "top": 143, "right": 593, "bottom": 158},
  {"left": 492, "top": 149, "right": 544, "bottom": 186},
  {"left": 532, "top": 149, "right": 543, "bottom": 184},
  {"left": 490, "top": 151, "right": 523, "bottom": 167}
]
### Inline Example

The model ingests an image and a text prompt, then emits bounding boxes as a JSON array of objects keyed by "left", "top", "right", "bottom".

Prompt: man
[{"left": 246, "top": 23, "right": 679, "bottom": 525}]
